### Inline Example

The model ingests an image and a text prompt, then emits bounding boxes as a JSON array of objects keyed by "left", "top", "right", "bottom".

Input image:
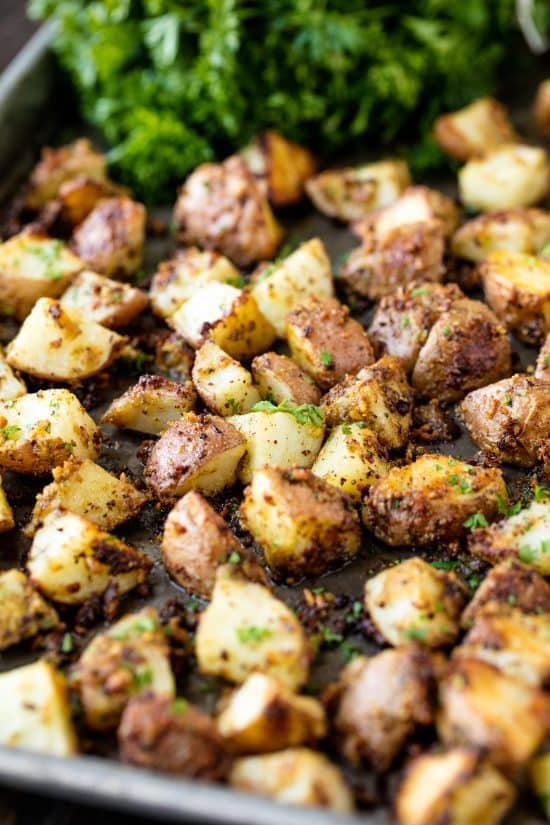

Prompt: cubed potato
[
  {"left": 102, "top": 374, "right": 196, "bottom": 436},
  {"left": 364, "top": 557, "right": 468, "bottom": 647},
  {"left": 46, "top": 175, "right": 124, "bottom": 229},
  {"left": 320, "top": 355, "right": 413, "bottom": 449},
  {"left": 480, "top": 250, "right": 550, "bottom": 344},
  {"left": 230, "top": 748, "right": 354, "bottom": 813},
  {"left": 0, "top": 389, "right": 101, "bottom": 474},
  {"left": 363, "top": 454, "right": 508, "bottom": 547},
  {"left": 458, "top": 144, "right": 550, "bottom": 212},
  {"left": 354, "top": 186, "right": 459, "bottom": 241},
  {"left": 27, "top": 457, "right": 147, "bottom": 536},
  {"left": 71, "top": 196, "right": 146, "bottom": 278},
  {"left": 434, "top": 97, "right": 518, "bottom": 161},
  {"left": 0, "top": 475, "right": 14, "bottom": 533},
  {"left": 25, "top": 138, "right": 107, "bottom": 210},
  {"left": 333, "top": 646, "right": 436, "bottom": 771},
  {"left": 241, "top": 131, "right": 315, "bottom": 207},
  {"left": 437, "top": 657, "right": 550, "bottom": 771},
  {"left": 530, "top": 752, "right": 550, "bottom": 820},
  {"left": 150, "top": 247, "right": 241, "bottom": 320},
  {"left": 161, "top": 490, "right": 243, "bottom": 598},
  {"left": 396, "top": 747, "right": 516, "bottom": 825},
  {"left": 285, "top": 296, "right": 374, "bottom": 389},
  {"left": 458, "top": 375, "right": 550, "bottom": 467},
  {"left": 0, "top": 570, "right": 59, "bottom": 650},
  {"left": 192, "top": 341, "right": 260, "bottom": 415},
  {"left": 6, "top": 298, "right": 125, "bottom": 382},
  {"left": 0, "top": 660, "right": 77, "bottom": 755},
  {"left": 60, "top": 270, "right": 148, "bottom": 329},
  {"left": 536, "top": 333, "right": 550, "bottom": 378},
  {"left": 119, "top": 694, "right": 230, "bottom": 779},
  {"left": 311, "top": 423, "right": 390, "bottom": 500},
  {"left": 305, "top": 160, "right": 411, "bottom": 222},
  {"left": 0, "top": 346, "right": 26, "bottom": 402},
  {"left": 0, "top": 233, "right": 83, "bottom": 320},
  {"left": 251, "top": 238, "right": 333, "bottom": 337},
  {"left": 27, "top": 509, "right": 151, "bottom": 605},
  {"left": 227, "top": 407, "right": 324, "bottom": 484},
  {"left": 72, "top": 608, "right": 175, "bottom": 730},
  {"left": 218, "top": 673, "right": 326, "bottom": 754},
  {"left": 251, "top": 352, "right": 320, "bottom": 406},
  {"left": 196, "top": 566, "right": 311, "bottom": 689},
  {"left": 154, "top": 331, "right": 195, "bottom": 381},
  {"left": 170, "top": 282, "right": 275, "bottom": 360},
  {"left": 241, "top": 466, "right": 360, "bottom": 581},
  {"left": 468, "top": 499, "right": 550, "bottom": 576},
  {"left": 451, "top": 209, "right": 550, "bottom": 263},
  {"left": 535, "top": 78, "right": 550, "bottom": 139},
  {"left": 144, "top": 413, "right": 246, "bottom": 502},
  {"left": 461, "top": 561, "right": 550, "bottom": 628}
]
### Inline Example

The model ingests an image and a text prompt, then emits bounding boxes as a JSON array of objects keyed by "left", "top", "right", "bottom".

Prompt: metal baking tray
[{"left": 0, "top": 25, "right": 547, "bottom": 825}]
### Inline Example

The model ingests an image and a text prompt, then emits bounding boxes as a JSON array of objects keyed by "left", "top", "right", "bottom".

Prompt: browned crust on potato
[
  {"left": 251, "top": 352, "right": 321, "bottom": 405},
  {"left": 71, "top": 197, "right": 146, "bottom": 278}
]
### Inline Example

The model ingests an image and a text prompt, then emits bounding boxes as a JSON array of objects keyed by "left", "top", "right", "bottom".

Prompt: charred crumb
[{"left": 411, "top": 400, "right": 460, "bottom": 443}]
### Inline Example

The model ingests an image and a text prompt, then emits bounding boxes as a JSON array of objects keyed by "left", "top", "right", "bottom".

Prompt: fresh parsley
[
  {"left": 463, "top": 512, "right": 489, "bottom": 530},
  {"left": 250, "top": 399, "right": 324, "bottom": 427},
  {"left": 237, "top": 626, "right": 272, "bottom": 644}
]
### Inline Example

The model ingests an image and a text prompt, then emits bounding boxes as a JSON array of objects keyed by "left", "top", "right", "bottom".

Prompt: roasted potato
[
  {"left": 0, "top": 475, "right": 14, "bottom": 533},
  {"left": 458, "top": 144, "right": 550, "bottom": 212},
  {"left": 285, "top": 296, "right": 374, "bottom": 389},
  {"left": 161, "top": 490, "right": 243, "bottom": 598},
  {"left": 102, "top": 374, "right": 196, "bottom": 435},
  {"left": 154, "top": 333, "right": 194, "bottom": 382},
  {"left": 251, "top": 352, "right": 320, "bottom": 406},
  {"left": 536, "top": 333, "right": 550, "bottom": 378},
  {"left": 364, "top": 557, "right": 468, "bottom": 647},
  {"left": 6, "top": 298, "right": 125, "bottom": 382},
  {"left": 363, "top": 454, "right": 508, "bottom": 547},
  {"left": 230, "top": 748, "right": 354, "bottom": 812},
  {"left": 192, "top": 341, "right": 260, "bottom": 415},
  {"left": 43, "top": 175, "right": 124, "bottom": 230},
  {"left": 396, "top": 747, "right": 516, "bottom": 825},
  {"left": 0, "top": 660, "right": 77, "bottom": 756},
  {"left": 0, "top": 232, "right": 83, "bottom": 320},
  {"left": 535, "top": 78, "right": 550, "bottom": 139},
  {"left": 0, "top": 389, "right": 101, "bottom": 474},
  {"left": 144, "top": 413, "right": 246, "bottom": 502},
  {"left": 72, "top": 608, "right": 175, "bottom": 730},
  {"left": 458, "top": 375, "right": 550, "bottom": 467},
  {"left": 434, "top": 97, "right": 518, "bottom": 161},
  {"left": 25, "top": 138, "right": 107, "bottom": 210},
  {"left": 196, "top": 565, "right": 311, "bottom": 689},
  {"left": 217, "top": 673, "right": 326, "bottom": 754},
  {"left": 320, "top": 355, "right": 413, "bottom": 449},
  {"left": 530, "top": 752, "right": 550, "bottom": 820},
  {"left": 305, "top": 160, "right": 411, "bottom": 222},
  {"left": 0, "top": 346, "right": 26, "bottom": 402},
  {"left": 451, "top": 209, "right": 550, "bottom": 263},
  {"left": 0, "top": 569, "right": 59, "bottom": 650},
  {"left": 333, "top": 645, "right": 436, "bottom": 770},
  {"left": 311, "top": 423, "right": 390, "bottom": 500},
  {"left": 172, "top": 155, "right": 283, "bottom": 266},
  {"left": 60, "top": 270, "right": 148, "bottom": 329},
  {"left": 251, "top": 238, "right": 333, "bottom": 338},
  {"left": 71, "top": 196, "right": 146, "bottom": 278},
  {"left": 241, "top": 130, "right": 316, "bottom": 207},
  {"left": 353, "top": 185, "right": 459, "bottom": 242},
  {"left": 241, "top": 466, "right": 361, "bottom": 581},
  {"left": 461, "top": 561, "right": 550, "bottom": 627}
]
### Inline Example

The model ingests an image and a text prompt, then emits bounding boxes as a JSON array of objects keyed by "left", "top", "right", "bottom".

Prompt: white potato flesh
[
  {"left": 0, "top": 476, "right": 14, "bottom": 533},
  {"left": 102, "top": 374, "right": 197, "bottom": 435},
  {"left": 434, "top": 97, "right": 518, "bottom": 161},
  {"left": 364, "top": 186, "right": 458, "bottom": 241},
  {"left": 0, "top": 347, "right": 26, "bottom": 402},
  {"left": 451, "top": 209, "right": 550, "bottom": 263},
  {"left": 60, "top": 269, "right": 148, "bottom": 329},
  {"left": 0, "top": 569, "right": 59, "bottom": 650},
  {"left": 311, "top": 423, "right": 390, "bottom": 500},
  {"left": 192, "top": 341, "right": 260, "bottom": 415},
  {"left": 458, "top": 144, "right": 550, "bottom": 212}
]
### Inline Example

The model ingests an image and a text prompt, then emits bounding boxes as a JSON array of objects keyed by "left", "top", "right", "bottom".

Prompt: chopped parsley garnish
[
  {"left": 402, "top": 315, "right": 410, "bottom": 328},
  {"left": 405, "top": 626, "right": 426, "bottom": 642},
  {"left": 503, "top": 394, "right": 512, "bottom": 406},
  {"left": 340, "top": 641, "right": 361, "bottom": 663},
  {"left": 442, "top": 325, "right": 451, "bottom": 337},
  {"left": 250, "top": 399, "right": 323, "bottom": 427},
  {"left": 237, "top": 626, "right": 272, "bottom": 644},
  {"left": 320, "top": 351, "right": 333, "bottom": 367},
  {"left": 496, "top": 493, "right": 522, "bottom": 517},
  {"left": 431, "top": 560, "right": 459, "bottom": 571},
  {"left": 0, "top": 425, "right": 21, "bottom": 441},
  {"left": 412, "top": 287, "right": 429, "bottom": 297},
  {"left": 228, "top": 551, "right": 241, "bottom": 564},
  {"left": 226, "top": 275, "right": 245, "bottom": 288},
  {"left": 534, "top": 484, "right": 550, "bottom": 502},
  {"left": 172, "top": 698, "right": 188, "bottom": 715},
  {"left": 463, "top": 512, "right": 489, "bottom": 530},
  {"left": 61, "top": 633, "right": 73, "bottom": 653},
  {"left": 133, "top": 668, "right": 154, "bottom": 690}
]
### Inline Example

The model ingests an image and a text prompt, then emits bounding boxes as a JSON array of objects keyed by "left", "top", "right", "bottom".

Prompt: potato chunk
[
  {"left": 480, "top": 250, "right": 550, "bottom": 344},
  {"left": 251, "top": 352, "right": 320, "bottom": 406},
  {"left": 6, "top": 298, "right": 125, "bottom": 382},
  {"left": 0, "top": 389, "right": 101, "bottom": 474},
  {"left": 173, "top": 155, "right": 283, "bottom": 266},
  {"left": 285, "top": 296, "right": 374, "bottom": 389},
  {"left": 72, "top": 608, "right": 175, "bottom": 730},
  {"left": 27, "top": 509, "right": 151, "bottom": 605},
  {"left": 434, "top": 97, "right": 518, "bottom": 161},
  {"left": 44, "top": 175, "right": 124, "bottom": 230},
  {"left": 192, "top": 341, "right": 260, "bottom": 415},
  {"left": 535, "top": 78, "right": 550, "bottom": 138},
  {"left": 333, "top": 646, "right": 436, "bottom": 770},
  {"left": 241, "top": 466, "right": 360, "bottom": 581},
  {"left": 0, "top": 476, "right": 14, "bottom": 532},
  {"left": 196, "top": 566, "right": 310, "bottom": 689},
  {"left": 0, "top": 660, "right": 77, "bottom": 756},
  {"left": 218, "top": 673, "right": 326, "bottom": 754},
  {"left": 320, "top": 355, "right": 413, "bottom": 449},
  {"left": 60, "top": 270, "right": 148, "bottom": 329},
  {"left": 0, "top": 346, "right": 26, "bottom": 402},
  {"left": 437, "top": 657, "right": 550, "bottom": 771},
  {"left": 0, "top": 233, "right": 83, "bottom": 320},
  {"left": 25, "top": 138, "right": 106, "bottom": 210},
  {"left": 251, "top": 238, "right": 333, "bottom": 337},
  {"left": 461, "top": 561, "right": 550, "bottom": 627},
  {"left": 154, "top": 331, "right": 194, "bottom": 381},
  {"left": 458, "top": 144, "right": 550, "bottom": 212},
  {"left": 353, "top": 185, "right": 459, "bottom": 242},
  {"left": 311, "top": 423, "right": 390, "bottom": 500},
  {"left": 102, "top": 374, "right": 196, "bottom": 435},
  {"left": 458, "top": 375, "right": 550, "bottom": 467},
  {"left": 161, "top": 490, "right": 243, "bottom": 598},
  {"left": 364, "top": 557, "right": 468, "bottom": 647},
  {"left": 451, "top": 209, "right": 550, "bottom": 263},
  {"left": 241, "top": 130, "right": 315, "bottom": 207},
  {"left": 150, "top": 247, "right": 240, "bottom": 320},
  {"left": 0, "top": 570, "right": 59, "bottom": 650},
  {"left": 363, "top": 454, "right": 507, "bottom": 547},
  {"left": 530, "top": 752, "right": 550, "bottom": 820},
  {"left": 71, "top": 197, "right": 146, "bottom": 278},
  {"left": 536, "top": 333, "right": 550, "bottom": 378},
  {"left": 396, "top": 747, "right": 516, "bottom": 825},
  {"left": 230, "top": 748, "right": 354, "bottom": 813},
  {"left": 305, "top": 160, "right": 411, "bottom": 222},
  {"left": 144, "top": 413, "right": 246, "bottom": 502}
]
